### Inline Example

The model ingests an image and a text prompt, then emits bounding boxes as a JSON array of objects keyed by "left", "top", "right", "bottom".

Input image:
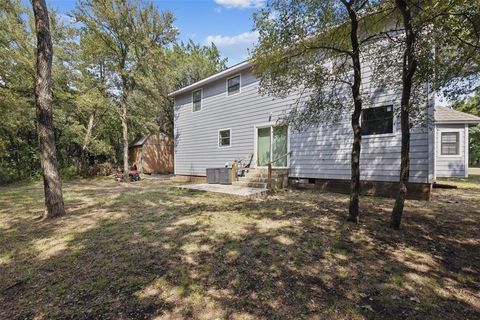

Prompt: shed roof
[
  {"left": 130, "top": 135, "right": 150, "bottom": 148},
  {"left": 130, "top": 133, "right": 170, "bottom": 147},
  {"left": 435, "top": 106, "right": 480, "bottom": 125}
]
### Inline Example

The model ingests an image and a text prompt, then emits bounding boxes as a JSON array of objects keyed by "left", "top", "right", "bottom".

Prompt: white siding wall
[
  {"left": 174, "top": 67, "right": 433, "bottom": 184},
  {"left": 435, "top": 124, "right": 468, "bottom": 178}
]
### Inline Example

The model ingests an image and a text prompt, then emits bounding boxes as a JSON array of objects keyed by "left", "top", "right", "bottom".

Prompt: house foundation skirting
[
  {"left": 290, "top": 178, "right": 432, "bottom": 201},
  {"left": 174, "top": 174, "right": 432, "bottom": 201}
]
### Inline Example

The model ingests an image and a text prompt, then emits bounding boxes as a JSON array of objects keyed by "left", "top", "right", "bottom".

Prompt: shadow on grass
[{"left": 0, "top": 179, "right": 479, "bottom": 319}]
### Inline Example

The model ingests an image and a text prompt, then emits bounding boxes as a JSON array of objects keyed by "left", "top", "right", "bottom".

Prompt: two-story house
[{"left": 169, "top": 60, "right": 480, "bottom": 199}]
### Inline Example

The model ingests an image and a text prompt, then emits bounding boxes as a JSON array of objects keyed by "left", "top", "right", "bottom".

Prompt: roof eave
[
  {"left": 436, "top": 120, "right": 480, "bottom": 125},
  {"left": 168, "top": 60, "right": 252, "bottom": 97}
]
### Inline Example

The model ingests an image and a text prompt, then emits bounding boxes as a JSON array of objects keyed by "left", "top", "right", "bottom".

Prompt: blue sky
[{"left": 37, "top": 0, "right": 263, "bottom": 66}]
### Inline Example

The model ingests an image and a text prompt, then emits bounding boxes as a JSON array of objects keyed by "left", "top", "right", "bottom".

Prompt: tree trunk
[
  {"left": 32, "top": 0, "right": 66, "bottom": 218},
  {"left": 78, "top": 111, "right": 95, "bottom": 175},
  {"left": 391, "top": 0, "right": 417, "bottom": 229},
  {"left": 121, "top": 96, "right": 130, "bottom": 182},
  {"left": 346, "top": 4, "right": 363, "bottom": 223}
]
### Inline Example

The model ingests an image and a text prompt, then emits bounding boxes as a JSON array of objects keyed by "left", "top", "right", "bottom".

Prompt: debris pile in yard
[{"left": 114, "top": 168, "right": 141, "bottom": 182}]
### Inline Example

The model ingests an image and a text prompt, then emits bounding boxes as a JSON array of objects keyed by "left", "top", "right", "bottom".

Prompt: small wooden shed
[{"left": 129, "top": 133, "right": 174, "bottom": 174}]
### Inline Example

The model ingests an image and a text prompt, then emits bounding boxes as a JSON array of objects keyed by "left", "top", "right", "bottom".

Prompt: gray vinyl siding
[
  {"left": 435, "top": 124, "right": 467, "bottom": 178},
  {"left": 174, "top": 67, "right": 433, "bottom": 183}
]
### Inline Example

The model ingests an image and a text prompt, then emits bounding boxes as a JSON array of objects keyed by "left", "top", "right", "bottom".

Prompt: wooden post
[
  {"left": 140, "top": 143, "right": 145, "bottom": 173},
  {"left": 231, "top": 161, "right": 237, "bottom": 183},
  {"left": 267, "top": 163, "right": 272, "bottom": 189}
]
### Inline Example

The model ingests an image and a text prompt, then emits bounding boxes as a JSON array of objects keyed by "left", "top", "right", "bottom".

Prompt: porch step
[{"left": 234, "top": 167, "right": 289, "bottom": 190}]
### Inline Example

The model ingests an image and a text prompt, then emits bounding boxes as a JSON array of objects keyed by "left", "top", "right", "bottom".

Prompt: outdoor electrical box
[{"left": 206, "top": 168, "right": 232, "bottom": 184}]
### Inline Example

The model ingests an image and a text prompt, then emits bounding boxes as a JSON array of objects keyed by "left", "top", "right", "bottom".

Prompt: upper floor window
[
  {"left": 227, "top": 75, "right": 240, "bottom": 96},
  {"left": 218, "top": 129, "right": 231, "bottom": 147},
  {"left": 361, "top": 105, "right": 393, "bottom": 136},
  {"left": 441, "top": 132, "right": 460, "bottom": 155},
  {"left": 192, "top": 89, "right": 202, "bottom": 112}
]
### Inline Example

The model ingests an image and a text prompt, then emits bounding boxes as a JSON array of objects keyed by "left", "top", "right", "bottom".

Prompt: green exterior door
[
  {"left": 272, "top": 125, "right": 288, "bottom": 167},
  {"left": 257, "top": 127, "right": 271, "bottom": 167},
  {"left": 257, "top": 125, "right": 288, "bottom": 168}
]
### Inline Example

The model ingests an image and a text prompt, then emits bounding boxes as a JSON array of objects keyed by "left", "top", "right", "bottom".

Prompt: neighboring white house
[
  {"left": 168, "top": 60, "right": 480, "bottom": 199},
  {"left": 434, "top": 106, "right": 480, "bottom": 178}
]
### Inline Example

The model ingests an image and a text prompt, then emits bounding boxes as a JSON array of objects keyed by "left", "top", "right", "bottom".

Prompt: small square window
[
  {"left": 219, "top": 129, "right": 231, "bottom": 147},
  {"left": 192, "top": 89, "right": 202, "bottom": 112},
  {"left": 441, "top": 132, "right": 459, "bottom": 155},
  {"left": 361, "top": 105, "right": 394, "bottom": 136},
  {"left": 227, "top": 75, "right": 240, "bottom": 96}
]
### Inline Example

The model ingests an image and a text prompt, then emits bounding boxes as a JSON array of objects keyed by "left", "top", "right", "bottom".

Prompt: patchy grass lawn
[
  {"left": 437, "top": 167, "right": 480, "bottom": 190},
  {"left": 0, "top": 177, "right": 479, "bottom": 319}
]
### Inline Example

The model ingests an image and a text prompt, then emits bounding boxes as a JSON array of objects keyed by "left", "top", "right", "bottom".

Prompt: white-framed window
[
  {"left": 218, "top": 129, "right": 231, "bottom": 147},
  {"left": 361, "top": 105, "right": 394, "bottom": 136},
  {"left": 441, "top": 132, "right": 460, "bottom": 155},
  {"left": 192, "top": 89, "right": 202, "bottom": 112},
  {"left": 226, "top": 74, "right": 241, "bottom": 96}
]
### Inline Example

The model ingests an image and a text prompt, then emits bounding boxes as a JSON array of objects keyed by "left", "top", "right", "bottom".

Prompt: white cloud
[
  {"left": 205, "top": 31, "right": 259, "bottom": 47},
  {"left": 205, "top": 31, "right": 259, "bottom": 65},
  {"left": 214, "top": 0, "right": 265, "bottom": 9}
]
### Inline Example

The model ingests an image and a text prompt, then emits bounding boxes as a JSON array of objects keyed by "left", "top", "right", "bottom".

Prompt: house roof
[
  {"left": 435, "top": 106, "right": 480, "bottom": 125},
  {"left": 168, "top": 60, "right": 252, "bottom": 97},
  {"left": 167, "top": 7, "right": 394, "bottom": 98}
]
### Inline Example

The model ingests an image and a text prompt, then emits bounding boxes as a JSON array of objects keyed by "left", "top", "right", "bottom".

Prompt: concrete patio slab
[{"left": 178, "top": 183, "right": 268, "bottom": 197}]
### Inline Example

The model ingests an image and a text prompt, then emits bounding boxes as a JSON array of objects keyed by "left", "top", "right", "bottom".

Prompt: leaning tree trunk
[
  {"left": 32, "top": 0, "right": 66, "bottom": 218},
  {"left": 346, "top": 4, "right": 363, "bottom": 223},
  {"left": 121, "top": 93, "right": 130, "bottom": 182},
  {"left": 391, "top": 0, "right": 417, "bottom": 229},
  {"left": 78, "top": 111, "right": 95, "bottom": 175}
]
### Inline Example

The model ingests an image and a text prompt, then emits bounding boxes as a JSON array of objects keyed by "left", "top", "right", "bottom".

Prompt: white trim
[
  {"left": 437, "top": 129, "right": 462, "bottom": 158},
  {"left": 253, "top": 122, "right": 275, "bottom": 168},
  {"left": 173, "top": 126, "right": 177, "bottom": 175},
  {"left": 192, "top": 88, "right": 202, "bottom": 112},
  {"left": 427, "top": 80, "right": 436, "bottom": 183},
  {"left": 465, "top": 124, "right": 469, "bottom": 177},
  {"left": 226, "top": 73, "right": 241, "bottom": 97},
  {"left": 218, "top": 128, "right": 232, "bottom": 148},
  {"left": 253, "top": 123, "right": 290, "bottom": 169},
  {"left": 436, "top": 120, "right": 480, "bottom": 125},
  {"left": 429, "top": 93, "right": 436, "bottom": 182},
  {"left": 168, "top": 60, "right": 251, "bottom": 97},
  {"left": 286, "top": 125, "right": 291, "bottom": 169},
  {"left": 362, "top": 133, "right": 397, "bottom": 139}
]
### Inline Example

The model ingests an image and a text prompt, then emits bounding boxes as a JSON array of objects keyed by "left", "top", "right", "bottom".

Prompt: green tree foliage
[
  {"left": 432, "top": 0, "right": 480, "bottom": 98},
  {"left": 370, "top": 0, "right": 480, "bottom": 118},
  {"left": 454, "top": 90, "right": 480, "bottom": 166},
  {"left": 0, "top": 0, "right": 76, "bottom": 183},
  {"left": 134, "top": 40, "right": 227, "bottom": 135},
  {"left": 0, "top": 0, "right": 36, "bottom": 183},
  {"left": 73, "top": 0, "right": 178, "bottom": 180},
  {"left": 0, "top": 0, "right": 226, "bottom": 184}
]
